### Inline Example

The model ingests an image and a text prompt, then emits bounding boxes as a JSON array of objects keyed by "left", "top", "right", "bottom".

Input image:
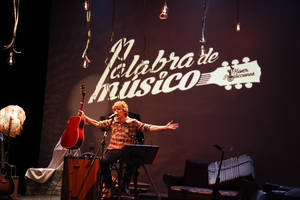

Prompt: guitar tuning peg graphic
[
  {"left": 242, "top": 57, "right": 250, "bottom": 63},
  {"left": 231, "top": 59, "right": 239, "bottom": 66},
  {"left": 235, "top": 83, "right": 242, "bottom": 89},
  {"left": 222, "top": 61, "right": 229, "bottom": 67},
  {"left": 225, "top": 85, "right": 232, "bottom": 90},
  {"left": 196, "top": 58, "right": 261, "bottom": 91},
  {"left": 245, "top": 82, "right": 253, "bottom": 88}
]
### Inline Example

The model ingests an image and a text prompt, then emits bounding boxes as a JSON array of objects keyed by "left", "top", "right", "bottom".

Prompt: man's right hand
[{"left": 78, "top": 110, "right": 85, "bottom": 118}]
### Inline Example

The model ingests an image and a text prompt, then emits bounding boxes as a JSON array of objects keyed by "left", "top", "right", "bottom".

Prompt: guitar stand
[{"left": 96, "top": 119, "right": 115, "bottom": 200}]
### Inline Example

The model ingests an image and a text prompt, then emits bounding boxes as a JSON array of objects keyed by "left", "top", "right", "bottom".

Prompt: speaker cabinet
[{"left": 61, "top": 156, "right": 100, "bottom": 200}]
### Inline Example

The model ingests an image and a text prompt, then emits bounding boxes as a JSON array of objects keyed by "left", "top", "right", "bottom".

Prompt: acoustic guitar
[
  {"left": 61, "top": 84, "right": 86, "bottom": 149},
  {"left": 0, "top": 117, "right": 15, "bottom": 196}
]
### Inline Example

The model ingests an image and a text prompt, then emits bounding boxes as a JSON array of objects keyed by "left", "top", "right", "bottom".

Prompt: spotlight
[
  {"left": 159, "top": 1, "right": 168, "bottom": 20},
  {"left": 7, "top": 51, "right": 15, "bottom": 66}
]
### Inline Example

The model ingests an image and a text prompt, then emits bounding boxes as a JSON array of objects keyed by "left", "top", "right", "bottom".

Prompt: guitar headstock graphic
[{"left": 197, "top": 57, "right": 261, "bottom": 90}]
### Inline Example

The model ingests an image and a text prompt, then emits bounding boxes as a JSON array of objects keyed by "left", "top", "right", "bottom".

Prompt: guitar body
[
  {"left": 0, "top": 131, "right": 15, "bottom": 196},
  {"left": 60, "top": 84, "right": 86, "bottom": 149},
  {"left": 0, "top": 165, "right": 15, "bottom": 196},
  {"left": 61, "top": 116, "right": 85, "bottom": 149}
]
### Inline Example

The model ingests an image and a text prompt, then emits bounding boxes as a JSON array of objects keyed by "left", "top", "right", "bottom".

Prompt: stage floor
[
  {"left": 16, "top": 195, "right": 59, "bottom": 200},
  {"left": 15, "top": 193, "right": 167, "bottom": 200}
]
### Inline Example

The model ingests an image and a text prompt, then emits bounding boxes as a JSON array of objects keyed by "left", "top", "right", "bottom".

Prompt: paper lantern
[{"left": 0, "top": 105, "right": 26, "bottom": 137}]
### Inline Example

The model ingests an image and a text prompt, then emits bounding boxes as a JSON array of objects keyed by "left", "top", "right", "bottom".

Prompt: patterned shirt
[{"left": 99, "top": 117, "right": 151, "bottom": 150}]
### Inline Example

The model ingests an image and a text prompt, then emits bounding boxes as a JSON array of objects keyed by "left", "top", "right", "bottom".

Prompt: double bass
[{"left": 61, "top": 84, "right": 86, "bottom": 149}]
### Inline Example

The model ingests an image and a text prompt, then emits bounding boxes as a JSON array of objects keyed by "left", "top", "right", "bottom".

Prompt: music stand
[
  {"left": 121, "top": 144, "right": 161, "bottom": 200},
  {"left": 121, "top": 144, "right": 160, "bottom": 165}
]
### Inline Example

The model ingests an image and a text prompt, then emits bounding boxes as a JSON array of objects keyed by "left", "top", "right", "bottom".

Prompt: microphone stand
[
  {"left": 100, "top": 131, "right": 108, "bottom": 159},
  {"left": 212, "top": 145, "right": 224, "bottom": 200},
  {"left": 77, "top": 117, "right": 113, "bottom": 200},
  {"left": 90, "top": 117, "right": 114, "bottom": 165},
  {"left": 96, "top": 117, "right": 114, "bottom": 199}
]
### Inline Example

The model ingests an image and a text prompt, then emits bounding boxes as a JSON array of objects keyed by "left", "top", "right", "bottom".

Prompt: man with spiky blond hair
[{"left": 79, "top": 100, "right": 179, "bottom": 197}]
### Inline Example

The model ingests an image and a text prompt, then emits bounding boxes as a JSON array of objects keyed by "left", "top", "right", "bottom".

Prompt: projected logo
[
  {"left": 88, "top": 38, "right": 261, "bottom": 103},
  {"left": 197, "top": 57, "right": 261, "bottom": 90}
]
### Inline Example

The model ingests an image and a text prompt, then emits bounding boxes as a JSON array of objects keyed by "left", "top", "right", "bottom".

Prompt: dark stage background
[{"left": 0, "top": 0, "right": 299, "bottom": 195}]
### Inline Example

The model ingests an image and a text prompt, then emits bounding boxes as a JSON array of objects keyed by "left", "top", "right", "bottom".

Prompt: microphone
[{"left": 108, "top": 112, "right": 117, "bottom": 119}]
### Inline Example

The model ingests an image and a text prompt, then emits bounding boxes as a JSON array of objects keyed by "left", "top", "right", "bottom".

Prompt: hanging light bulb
[
  {"left": 159, "top": 1, "right": 168, "bottom": 20},
  {"left": 199, "top": 38, "right": 206, "bottom": 57},
  {"left": 198, "top": 0, "right": 209, "bottom": 57},
  {"left": 236, "top": 22, "right": 241, "bottom": 31},
  {"left": 82, "top": 59, "right": 88, "bottom": 68},
  {"left": 81, "top": 0, "right": 92, "bottom": 68},
  {"left": 82, "top": 54, "right": 90, "bottom": 68},
  {"left": 3, "top": 0, "right": 21, "bottom": 66},
  {"left": 200, "top": 36, "right": 206, "bottom": 44},
  {"left": 236, "top": 0, "right": 241, "bottom": 32},
  {"left": 7, "top": 51, "right": 15, "bottom": 66},
  {"left": 199, "top": 45, "right": 206, "bottom": 56},
  {"left": 84, "top": 0, "right": 89, "bottom": 11}
]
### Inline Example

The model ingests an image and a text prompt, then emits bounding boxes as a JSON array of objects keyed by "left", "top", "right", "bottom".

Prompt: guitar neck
[
  {"left": 79, "top": 95, "right": 85, "bottom": 111},
  {"left": 79, "top": 84, "right": 86, "bottom": 112}
]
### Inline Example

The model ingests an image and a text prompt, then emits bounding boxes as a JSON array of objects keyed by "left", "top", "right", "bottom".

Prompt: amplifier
[{"left": 61, "top": 156, "right": 100, "bottom": 200}]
